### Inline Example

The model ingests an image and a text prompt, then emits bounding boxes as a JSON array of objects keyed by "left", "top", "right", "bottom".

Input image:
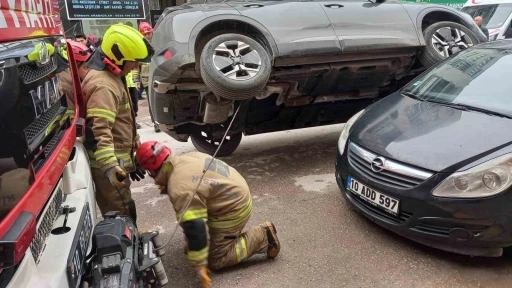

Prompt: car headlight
[
  {"left": 432, "top": 153, "right": 512, "bottom": 198},
  {"left": 337, "top": 109, "right": 365, "bottom": 155}
]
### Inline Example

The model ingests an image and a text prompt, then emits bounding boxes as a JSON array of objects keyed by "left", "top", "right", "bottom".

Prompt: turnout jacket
[
  {"left": 154, "top": 152, "right": 253, "bottom": 269},
  {"left": 81, "top": 69, "right": 139, "bottom": 172},
  {"left": 57, "top": 68, "right": 75, "bottom": 121}
]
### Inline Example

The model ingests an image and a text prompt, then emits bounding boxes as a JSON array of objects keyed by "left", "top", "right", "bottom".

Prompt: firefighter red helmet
[
  {"left": 136, "top": 141, "right": 171, "bottom": 172},
  {"left": 139, "top": 22, "right": 153, "bottom": 34},
  {"left": 87, "top": 34, "right": 97, "bottom": 44},
  {"left": 69, "top": 40, "right": 92, "bottom": 62}
]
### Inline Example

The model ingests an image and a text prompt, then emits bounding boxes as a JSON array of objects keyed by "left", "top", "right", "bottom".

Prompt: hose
[{"left": 154, "top": 105, "right": 241, "bottom": 251}]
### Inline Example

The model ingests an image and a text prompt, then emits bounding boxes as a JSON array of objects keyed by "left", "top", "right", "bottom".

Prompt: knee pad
[{"left": 182, "top": 219, "right": 207, "bottom": 251}]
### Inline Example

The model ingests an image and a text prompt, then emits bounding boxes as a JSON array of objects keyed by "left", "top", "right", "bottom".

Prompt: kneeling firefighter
[
  {"left": 136, "top": 141, "right": 281, "bottom": 287},
  {"left": 82, "top": 24, "right": 152, "bottom": 222}
]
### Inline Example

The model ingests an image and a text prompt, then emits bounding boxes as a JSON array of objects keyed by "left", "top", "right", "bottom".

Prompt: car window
[
  {"left": 461, "top": 4, "right": 512, "bottom": 29},
  {"left": 402, "top": 48, "right": 512, "bottom": 117}
]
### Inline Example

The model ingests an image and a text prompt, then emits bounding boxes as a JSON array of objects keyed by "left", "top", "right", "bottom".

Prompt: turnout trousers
[
  {"left": 92, "top": 168, "right": 137, "bottom": 221},
  {"left": 207, "top": 217, "right": 269, "bottom": 270}
]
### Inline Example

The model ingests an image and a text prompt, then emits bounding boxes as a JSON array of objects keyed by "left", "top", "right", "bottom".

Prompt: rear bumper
[
  {"left": 149, "top": 41, "right": 200, "bottom": 128},
  {"left": 335, "top": 145, "right": 512, "bottom": 257}
]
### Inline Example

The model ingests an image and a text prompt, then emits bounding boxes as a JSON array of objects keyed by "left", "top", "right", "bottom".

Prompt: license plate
[
  {"left": 346, "top": 175, "right": 399, "bottom": 215},
  {"left": 66, "top": 204, "right": 93, "bottom": 288}
]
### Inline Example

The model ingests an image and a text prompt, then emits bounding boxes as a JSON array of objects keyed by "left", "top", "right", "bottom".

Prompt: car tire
[
  {"left": 191, "top": 131, "right": 242, "bottom": 157},
  {"left": 419, "top": 21, "right": 479, "bottom": 68},
  {"left": 200, "top": 33, "right": 271, "bottom": 100}
]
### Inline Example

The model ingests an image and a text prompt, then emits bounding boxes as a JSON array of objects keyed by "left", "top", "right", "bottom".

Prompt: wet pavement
[{"left": 132, "top": 99, "right": 512, "bottom": 288}]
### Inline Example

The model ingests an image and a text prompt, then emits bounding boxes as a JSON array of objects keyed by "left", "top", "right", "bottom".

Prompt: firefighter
[
  {"left": 58, "top": 38, "right": 68, "bottom": 60},
  {"left": 133, "top": 22, "right": 161, "bottom": 133},
  {"left": 135, "top": 141, "right": 281, "bottom": 288},
  {"left": 58, "top": 40, "right": 93, "bottom": 122},
  {"left": 81, "top": 24, "right": 152, "bottom": 222},
  {"left": 126, "top": 70, "right": 142, "bottom": 129}
]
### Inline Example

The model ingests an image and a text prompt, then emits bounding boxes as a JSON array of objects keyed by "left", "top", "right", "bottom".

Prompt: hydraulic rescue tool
[{"left": 81, "top": 212, "right": 168, "bottom": 288}]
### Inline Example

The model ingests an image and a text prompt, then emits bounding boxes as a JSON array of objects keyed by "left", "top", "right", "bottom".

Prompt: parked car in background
[
  {"left": 336, "top": 40, "right": 512, "bottom": 257},
  {"left": 461, "top": 0, "right": 512, "bottom": 41},
  {"left": 402, "top": 0, "right": 467, "bottom": 10},
  {"left": 149, "top": 0, "right": 487, "bottom": 156}
]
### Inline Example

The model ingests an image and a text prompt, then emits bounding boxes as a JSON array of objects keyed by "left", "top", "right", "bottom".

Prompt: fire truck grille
[
  {"left": 17, "top": 57, "right": 57, "bottom": 84},
  {"left": 30, "top": 184, "right": 64, "bottom": 263},
  {"left": 43, "top": 128, "right": 63, "bottom": 158},
  {"left": 24, "top": 104, "right": 63, "bottom": 145}
]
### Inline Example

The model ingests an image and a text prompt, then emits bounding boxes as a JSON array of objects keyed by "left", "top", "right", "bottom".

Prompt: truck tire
[
  {"left": 419, "top": 21, "right": 479, "bottom": 68},
  {"left": 191, "top": 131, "right": 242, "bottom": 157},
  {"left": 200, "top": 33, "right": 271, "bottom": 100}
]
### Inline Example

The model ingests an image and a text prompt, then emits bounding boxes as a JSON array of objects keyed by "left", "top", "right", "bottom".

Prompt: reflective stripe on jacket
[
  {"left": 126, "top": 71, "right": 136, "bottom": 88},
  {"left": 60, "top": 49, "right": 68, "bottom": 60},
  {"left": 81, "top": 69, "right": 139, "bottom": 173}
]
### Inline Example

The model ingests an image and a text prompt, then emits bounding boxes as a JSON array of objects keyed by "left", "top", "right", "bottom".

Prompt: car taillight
[
  {"left": 164, "top": 50, "right": 173, "bottom": 60},
  {"left": 0, "top": 211, "right": 36, "bottom": 269}
]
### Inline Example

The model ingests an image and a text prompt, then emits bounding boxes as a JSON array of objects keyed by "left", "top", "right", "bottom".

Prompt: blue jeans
[{"left": 138, "top": 85, "right": 148, "bottom": 99}]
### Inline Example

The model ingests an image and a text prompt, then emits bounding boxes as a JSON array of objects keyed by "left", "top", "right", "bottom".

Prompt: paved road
[{"left": 133, "top": 99, "right": 512, "bottom": 288}]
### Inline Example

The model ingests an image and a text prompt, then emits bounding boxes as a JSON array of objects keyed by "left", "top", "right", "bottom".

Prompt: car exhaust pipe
[{"left": 204, "top": 93, "right": 233, "bottom": 124}]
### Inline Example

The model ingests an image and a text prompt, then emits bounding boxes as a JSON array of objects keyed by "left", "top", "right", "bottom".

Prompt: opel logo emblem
[{"left": 371, "top": 157, "right": 385, "bottom": 173}]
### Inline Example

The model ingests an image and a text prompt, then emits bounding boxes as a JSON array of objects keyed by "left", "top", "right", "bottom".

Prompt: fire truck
[{"left": 0, "top": 1, "right": 167, "bottom": 287}]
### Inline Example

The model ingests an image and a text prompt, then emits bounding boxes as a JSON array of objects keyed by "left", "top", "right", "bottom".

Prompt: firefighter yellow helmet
[{"left": 101, "top": 23, "right": 154, "bottom": 65}]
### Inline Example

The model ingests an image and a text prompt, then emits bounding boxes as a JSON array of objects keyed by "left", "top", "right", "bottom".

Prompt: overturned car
[{"left": 149, "top": 0, "right": 487, "bottom": 156}]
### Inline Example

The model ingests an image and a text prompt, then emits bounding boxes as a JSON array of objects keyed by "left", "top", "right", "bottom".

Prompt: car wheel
[
  {"left": 191, "top": 131, "right": 242, "bottom": 157},
  {"left": 419, "top": 21, "right": 479, "bottom": 68},
  {"left": 200, "top": 33, "right": 271, "bottom": 100}
]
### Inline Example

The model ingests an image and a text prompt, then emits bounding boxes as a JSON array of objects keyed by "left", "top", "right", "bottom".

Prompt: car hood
[{"left": 349, "top": 93, "right": 512, "bottom": 172}]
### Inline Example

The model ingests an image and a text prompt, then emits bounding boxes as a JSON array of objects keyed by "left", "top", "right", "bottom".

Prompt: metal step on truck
[{"left": 0, "top": 1, "right": 167, "bottom": 287}]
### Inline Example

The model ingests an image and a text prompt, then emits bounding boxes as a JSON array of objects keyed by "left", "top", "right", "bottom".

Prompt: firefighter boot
[{"left": 261, "top": 222, "right": 280, "bottom": 258}]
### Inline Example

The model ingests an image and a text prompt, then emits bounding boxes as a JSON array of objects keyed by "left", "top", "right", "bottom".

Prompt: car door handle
[
  {"left": 324, "top": 4, "right": 344, "bottom": 8},
  {"left": 243, "top": 4, "right": 264, "bottom": 8}
]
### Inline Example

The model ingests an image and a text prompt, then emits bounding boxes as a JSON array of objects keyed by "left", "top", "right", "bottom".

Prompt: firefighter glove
[
  {"left": 129, "top": 166, "right": 146, "bottom": 182},
  {"left": 198, "top": 268, "right": 211, "bottom": 288},
  {"left": 106, "top": 166, "right": 127, "bottom": 189}
]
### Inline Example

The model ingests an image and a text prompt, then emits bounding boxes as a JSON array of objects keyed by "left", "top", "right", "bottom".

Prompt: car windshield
[
  {"left": 461, "top": 4, "right": 512, "bottom": 29},
  {"left": 401, "top": 48, "right": 512, "bottom": 118}
]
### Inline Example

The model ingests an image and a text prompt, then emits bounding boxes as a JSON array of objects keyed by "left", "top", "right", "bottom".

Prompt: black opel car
[{"left": 335, "top": 40, "right": 512, "bottom": 257}]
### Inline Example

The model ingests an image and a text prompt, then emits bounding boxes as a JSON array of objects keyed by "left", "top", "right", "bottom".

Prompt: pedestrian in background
[
  {"left": 127, "top": 70, "right": 142, "bottom": 129},
  {"left": 134, "top": 22, "right": 161, "bottom": 133},
  {"left": 474, "top": 16, "right": 489, "bottom": 40}
]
